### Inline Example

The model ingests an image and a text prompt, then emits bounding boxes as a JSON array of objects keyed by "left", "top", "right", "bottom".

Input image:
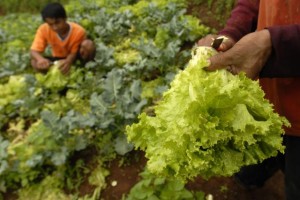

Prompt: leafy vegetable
[
  {"left": 126, "top": 47, "right": 290, "bottom": 181},
  {"left": 0, "top": 0, "right": 213, "bottom": 197},
  {"left": 0, "top": 75, "right": 26, "bottom": 107},
  {"left": 35, "top": 64, "right": 68, "bottom": 91},
  {"left": 126, "top": 170, "right": 205, "bottom": 200}
]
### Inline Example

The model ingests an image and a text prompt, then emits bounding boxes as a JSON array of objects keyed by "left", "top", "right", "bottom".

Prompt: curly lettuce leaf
[
  {"left": 35, "top": 64, "right": 68, "bottom": 91},
  {"left": 126, "top": 46, "right": 290, "bottom": 181},
  {"left": 0, "top": 75, "right": 26, "bottom": 107}
]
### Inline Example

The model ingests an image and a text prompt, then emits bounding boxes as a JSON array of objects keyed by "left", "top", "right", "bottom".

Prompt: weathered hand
[
  {"left": 197, "top": 34, "right": 235, "bottom": 52},
  {"left": 205, "top": 30, "right": 272, "bottom": 79},
  {"left": 197, "top": 34, "right": 218, "bottom": 47}
]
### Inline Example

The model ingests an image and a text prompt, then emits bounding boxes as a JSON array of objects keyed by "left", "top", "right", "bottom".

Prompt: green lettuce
[
  {"left": 35, "top": 64, "right": 68, "bottom": 91},
  {"left": 0, "top": 75, "right": 26, "bottom": 107},
  {"left": 126, "top": 46, "right": 289, "bottom": 181}
]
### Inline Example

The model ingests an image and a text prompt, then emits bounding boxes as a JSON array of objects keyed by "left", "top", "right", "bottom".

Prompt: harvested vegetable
[
  {"left": 126, "top": 46, "right": 289, "bottom": 181},
  {"left": 35, "top": 63, "right": 68, "bottom": 91}
]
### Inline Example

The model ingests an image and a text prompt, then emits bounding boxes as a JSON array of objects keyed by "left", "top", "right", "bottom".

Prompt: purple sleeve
[
  {"left": 218, "top": 0, "right": 259, "bottom": 42},
  {"left": 260, "top": 25, "right": 300, "bottom": 77}
]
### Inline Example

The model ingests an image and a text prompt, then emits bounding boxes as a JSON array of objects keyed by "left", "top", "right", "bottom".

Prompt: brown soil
[
  {"left": 186, "top": 170, "right": 284, "bottom": 200},
  {"left": 4, "top": 150, "right": 283, "bottom": 199},
  {"left": 99, "top": 150, "right": 284, "bottom": 200},
  {"left": 100, "top": 151, "right": 147, "bottom": 199},
  {"left": 186, "top": 1, "right": 234, "bottom": 32}
]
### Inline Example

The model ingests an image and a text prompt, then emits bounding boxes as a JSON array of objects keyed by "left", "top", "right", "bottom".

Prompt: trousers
[{"left": 235, "top": 135, "right": 300, "bottom": 200}]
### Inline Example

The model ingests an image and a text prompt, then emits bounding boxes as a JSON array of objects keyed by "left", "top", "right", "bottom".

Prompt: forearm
[
  {"left": 219, "top": 0, "right": 259, "bottom": 42},
  {"left": 30, "top": 50, "right": 45, "bottom": 61},
  {"left": 260, "top": 24, "right": 300, "bottom": 77},
  {"left": 65, "top": 53, "right": 77, "bottom": 64}
]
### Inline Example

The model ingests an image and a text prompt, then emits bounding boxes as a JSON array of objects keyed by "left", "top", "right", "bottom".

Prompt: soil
[
  {"left": 101, "top": 151, "right": 147, "bottom": 199},
  {"left": 100, "top": 150, "right": 284, "bottom": 200},
  {"left": 2, "top": 150, "right": 285, "bottom": 200}
]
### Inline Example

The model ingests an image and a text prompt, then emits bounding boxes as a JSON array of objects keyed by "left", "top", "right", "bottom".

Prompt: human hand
[
  {"left": 204, "top": 30, "right": 272, "bottom": 79},
  {"left": 58, "top": 59, "right": 72, "bottom": 75},
  {"left": 36, "top": 57, "right": 51, "bottom": 70},
  {"left": 197, "top": 34, "right": 235, "bottom": 52}
]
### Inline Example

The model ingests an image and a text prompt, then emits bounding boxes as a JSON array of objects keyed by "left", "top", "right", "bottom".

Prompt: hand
[
  {"left": 58, "top": 59, "right": 72, "bottom": 75},
  {"left": 197, "top": 34, "right": 235, "bottom": 52},
  {"left": 204, "top": 30, "right": 272, "bottom": 79},
  {"left": 36, "top": 58, "right": 51, "bottom": 70}
]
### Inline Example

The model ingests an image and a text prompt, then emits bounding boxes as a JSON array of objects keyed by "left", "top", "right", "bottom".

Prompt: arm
[
  {"left": 202, "top": 1, "right": 300, "bottom": 78},
  {"left": 260, "top": 24, "right": 300, "bottom": 77},
  {"left": 205, "top": 25, "right": 300, "bottom": 79},
  {"left": 198, "top": 0, "right": 259, "bottom": 51},
  {"left": 204, "top": 29, "right": 271, "bottom": 79},
  {"left": 30, "top": 50, "right": 52, "bottom": 72},
  {"left": 219, "top": 0, "right": 260, "bottom": 42},
  {"left": 30, "top": 24, "right": 51, "bottom": 72}
]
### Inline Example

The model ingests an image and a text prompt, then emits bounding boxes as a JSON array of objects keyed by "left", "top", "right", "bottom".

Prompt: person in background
[
  {"left": 197, "top": 0, "right": 300, "bottom": 199},
  {"left": 30, "top": 2, "right": 96, "bottom": 74}
]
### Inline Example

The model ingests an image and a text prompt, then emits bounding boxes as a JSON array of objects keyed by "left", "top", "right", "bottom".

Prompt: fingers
[
  {"left": 59, "top": 65, "right": 68, "bottom": 75},
  {"left": 197, "top": 34, "right": 217, "bottom": 47},
  {"left": 226, "top": 65, "right": 238, "bottom": 75},
  {"left": 204, "top": 51, "right": 233, "bottom": 71},
  {"left": 37, "top": 59, "right": 51, "bottom": 69},
  {"left": 218, "top": 40, "right": 233, "bottom": 52},
  {"left": 59, "top": 63, "right": 71, "bottom": 75}
]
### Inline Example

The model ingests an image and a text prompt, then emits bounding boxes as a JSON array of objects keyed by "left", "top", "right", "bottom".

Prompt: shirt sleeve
[
  {"left": 259, "top": 25, "right": 300, "bottom": 77},
  {"left": 219, "top": 0, "right": 300, "bottom": 78},
  {"left": 30, "top": 25, "right": 48, "bottom": 52},
  {"left": 218, "top": 0, "right": 259, "bottom": 42}
]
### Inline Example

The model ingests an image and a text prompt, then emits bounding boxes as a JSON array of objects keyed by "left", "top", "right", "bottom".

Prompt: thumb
[
  {"left": 217, "top": 37, "right": 235, "bottom": 52},
  {"left": 204, "top": 52, "right": 232, "bottom": 71}
]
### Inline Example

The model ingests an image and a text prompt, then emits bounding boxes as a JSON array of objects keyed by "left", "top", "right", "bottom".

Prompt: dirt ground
[
  {"left": 3, "top": 150, "right": 285, "bottom": 200},
  {"left": 101, "top": 150, "right": 285, "bottom": 200}
]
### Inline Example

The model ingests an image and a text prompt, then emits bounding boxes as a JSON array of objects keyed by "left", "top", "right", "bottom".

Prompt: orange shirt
[
  {"left": 258, "top": 0, "right": 300, "bottom": 136},
  {"left": 31, "top": 22, "right": 86, "bottom": 58}
]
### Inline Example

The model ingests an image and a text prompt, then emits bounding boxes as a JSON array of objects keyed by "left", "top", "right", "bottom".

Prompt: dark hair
[{"left": 41, "top": 2, "right": 67, "bottom": 21}]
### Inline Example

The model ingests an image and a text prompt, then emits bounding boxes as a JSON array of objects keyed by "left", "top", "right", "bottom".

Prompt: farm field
[{"left": 0, "top": 0, "right": 285, "bottom": 199}]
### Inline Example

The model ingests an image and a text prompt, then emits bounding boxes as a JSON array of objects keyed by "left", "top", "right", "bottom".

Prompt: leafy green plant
[
  {"left": 126, "top": 47, "right": 289, "bottom": 181},
  {"left": 188, "top": 0, "right": 236, "bottom": 28},
  {"left": 0, "top": 0, "right": 212, "bottom": 198},
  {"left": 0, "top": 13, "right": 41, "bottom": 78},
  {"left": 0, "top": 0, "right": 69, "bottom": 14},
  {"left": 125, "top": 170, "right": 205, "bottom": 200}
]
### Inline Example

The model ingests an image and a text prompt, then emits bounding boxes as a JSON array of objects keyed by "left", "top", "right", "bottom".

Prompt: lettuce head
[
  {"left": 35, "top": 63, "right": 68, "bottom": 91},
  {"left": 126, "top": 46, "right": 290, "bottom": 181}
]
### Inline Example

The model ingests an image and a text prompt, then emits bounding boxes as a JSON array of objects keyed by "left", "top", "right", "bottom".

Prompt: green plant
[
  {"left": 188, "top": 0, "right": 236, "bottom": 28},
  {"left": 0, "top": 0, "right": 69, "bottom": 14},
  {"left": 0, "top": 0, "right": 212, "bottom": 198},
  {"left": 126, "top": 47, "right": 289, "bottom": 181},
  {"left": 125, "top": 170, "right": 205, "bottom": 200}
]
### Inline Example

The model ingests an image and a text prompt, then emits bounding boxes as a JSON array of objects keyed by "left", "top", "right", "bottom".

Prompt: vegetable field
[{"left": 0, "top": 0, "right": 286, "bottom": 199}]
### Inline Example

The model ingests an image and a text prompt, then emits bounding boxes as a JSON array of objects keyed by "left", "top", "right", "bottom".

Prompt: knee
[{"left": 79, "top": 39, "right": 96, "bottom": 61}]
